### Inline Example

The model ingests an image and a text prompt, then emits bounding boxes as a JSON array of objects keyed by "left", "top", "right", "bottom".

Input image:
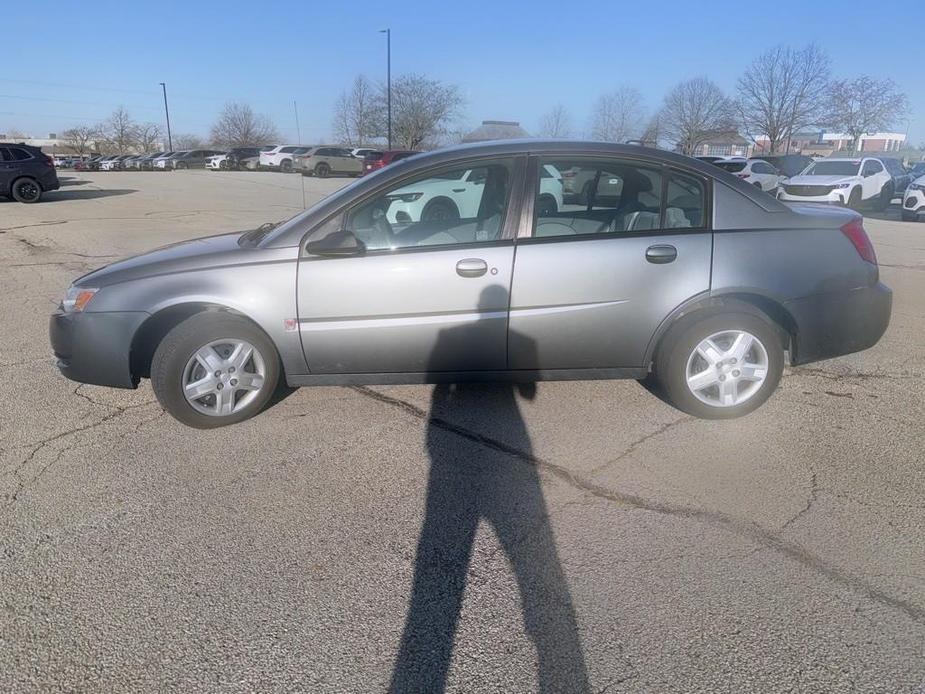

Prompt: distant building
[
  {"left": 691, "top": 133, "right": 753, "bottom": 158},
  {"left": 461, "top": 120, "right": 531, "bottom": 143},
  {"left": 754, "top": 130, "right": 906, "bottom": 155}
]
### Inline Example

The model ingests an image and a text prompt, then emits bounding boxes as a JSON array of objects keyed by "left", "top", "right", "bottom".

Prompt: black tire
[
  {"left": 151, "top": 312, "right": 281, "bottom": 429},
  {"left": 901, "top": 209, "right": 917, "bottom": 222},
  {"left": 175, "top": 162, "right": 187, "bottom": 170},
  {"left": 314, "top": 162, "right": 330, "bottom": 178},
  {"left": 536, "top": 194, "right": 558, "bottom": 216},
  {"left": 653, "top": 312, "right": 784, "bottom": 420},
  {"left": 847, "top": 187, "right": 862, "bottom": 210},
  {"left": 11, "top": 177, "right": 42, "bottom": 203},
  {"left": 753, "top": 180, "right": 763, "bottom": 188},
  {"left": 421, "top": 198, "right": 460, "bottom": 223},
  {"left": 875, "top": 184, "right": 893, "bottom": 211},
  {"left": 280, "top": 159, "right": 293, "bottom": 173}
]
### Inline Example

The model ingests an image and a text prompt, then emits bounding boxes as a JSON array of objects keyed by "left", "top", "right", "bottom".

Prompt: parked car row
[{"left": 697, "top": 154, "right": 919, "bottom": 214}]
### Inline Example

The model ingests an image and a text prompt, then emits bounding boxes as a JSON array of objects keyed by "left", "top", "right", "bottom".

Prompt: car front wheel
[
  {"left": 654, "top": 312, "right": 784, "bottom": 419},
  {"left": 151, "top": 312, "right": 280, "bottom": 428},
  {"left": 11, "top": 177, "right": 42, "bottom": 203}
]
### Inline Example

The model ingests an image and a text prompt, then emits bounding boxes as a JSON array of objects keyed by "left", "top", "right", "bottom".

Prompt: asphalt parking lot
[{"left": 1, "top": 170, "right": 924, "bottom": 692}]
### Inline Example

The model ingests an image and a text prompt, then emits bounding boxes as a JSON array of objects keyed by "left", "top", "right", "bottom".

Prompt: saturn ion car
[{"left": 50, "top": 140, "right": 892, "bottom": 428}]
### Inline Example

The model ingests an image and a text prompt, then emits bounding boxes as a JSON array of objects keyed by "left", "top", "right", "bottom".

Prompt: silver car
[{"left": 50, "top": 141, "right": 892, "bottom": 428}]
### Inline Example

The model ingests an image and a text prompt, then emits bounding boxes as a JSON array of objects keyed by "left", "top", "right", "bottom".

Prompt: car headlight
[
  {"left": 385, "top": 192, "right": 424, "bottom": 203},
  {"left": 833, "top": 183, "right": 851, "bottom": 189},
  {"left": 61, "top": 286, "right": 98, "bottom": 312}
]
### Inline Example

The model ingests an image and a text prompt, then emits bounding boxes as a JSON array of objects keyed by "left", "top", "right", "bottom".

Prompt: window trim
[
  {"left": 298, "top": 154, "right": 527, "bottom": 258},
  {"left": 518, "top": 154, "right": 712, "bottom": 242}
]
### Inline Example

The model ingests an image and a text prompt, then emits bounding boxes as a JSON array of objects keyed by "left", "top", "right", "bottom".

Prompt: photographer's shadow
[{"left": 390, "top": 286, "right": 590, "bottom": 693}]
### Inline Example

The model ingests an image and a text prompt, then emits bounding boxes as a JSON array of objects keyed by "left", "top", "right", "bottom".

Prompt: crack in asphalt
[
  {"left": 2, "top": 390, "right": 159, "bottom": 511},
  {"left": 349, "top": 385, "right": 925, "bottom": 625},
  {"left": 788, "top": 365, "right": 919, "bottom": 382},
  {"left": 781, "top": 471, "right": 820, "bottom": 530},
  {"left": 0, "top": 221, "right": 67, "bottom": 233},
  {"left": 588, "top": 415, "right": 691, "bottom": 475}
]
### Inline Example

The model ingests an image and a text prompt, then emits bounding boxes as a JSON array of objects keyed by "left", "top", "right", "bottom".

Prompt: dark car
[
  {"left": 1, "top": 143, "right": 60, "bottom": 203},
  {"left": 752, "top": 154, "right": 813, "bottom": 178},
  {"left": 881, "top": 158, "right": 911, "bottom": 198},
  {"left": 167, "top": 149, "right": 225, "bottom": 170},
  {"left": 50, "top": 140, "right": 891, "bottom": 428},
  {"left": 223, "top": 147, "right": 268, "bottom": 170},
  {"left": 362, "top": 149, "right": 418, "bottom": 175}
]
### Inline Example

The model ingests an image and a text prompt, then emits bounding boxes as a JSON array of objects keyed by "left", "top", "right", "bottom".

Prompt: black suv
[{"left": 1, "top": 143, "right": 60, "bottom": 203}]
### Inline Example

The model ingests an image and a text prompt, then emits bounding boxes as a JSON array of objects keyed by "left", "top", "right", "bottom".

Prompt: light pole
[
  {"left": 159, "top": 82, "right": 173, "bottom": 151},
  {"left": 379, "top": 28, "right": 391, "bottom": 149}
]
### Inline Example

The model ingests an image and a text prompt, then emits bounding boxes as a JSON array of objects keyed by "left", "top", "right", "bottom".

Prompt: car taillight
[
  {"left": 841, "top": 218, "right": 877, "bottom": 265},
  {"left": 736, "top": 173, "right": 749, "bottom": 178},
  {"left": 46, "top": 155, "right": 55, "bottom": 166}
]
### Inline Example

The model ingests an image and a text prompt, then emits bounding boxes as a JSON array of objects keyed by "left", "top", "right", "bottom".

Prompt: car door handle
[
  {"left": 645, "top": 244, "right": 677, "bottom": 264},
  {"left": 456, "top": 258, "right": 488, "bottom": 277},
  {"left": 452, "top": 188, "right": 466, "bottom": 193}
]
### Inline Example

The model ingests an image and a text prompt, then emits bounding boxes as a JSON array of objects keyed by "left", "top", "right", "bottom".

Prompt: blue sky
[{"left": 2, "top": 0, "right": 922, "bottom": 146}]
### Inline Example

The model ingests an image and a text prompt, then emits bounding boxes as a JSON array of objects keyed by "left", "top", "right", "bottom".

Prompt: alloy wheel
[
  {"left": 685, "top": 330, "right": 769, "bottom": 407},
  {"left": 15, "top": 180, "right": 40, "bottom": 202},
  {"left": 182, "top": 339, "right": 266, "bottom": 416}
]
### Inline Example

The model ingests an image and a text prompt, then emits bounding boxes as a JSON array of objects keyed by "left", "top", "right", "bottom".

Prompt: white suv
[
  {"left": 714, "top": 159, "right": 784, "bottom": 193},
  {"left": 778, "top": 157, "right": 893, "bottom": 210},
  {"left": 902, "top": 174, "right": 925, "bottom": 222},
  {"left": 258, "top": 145, "right": 311, "bottom": 172}
]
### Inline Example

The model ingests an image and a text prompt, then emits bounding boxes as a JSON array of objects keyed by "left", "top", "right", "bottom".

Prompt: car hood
[
  {"left": 75, "top": 231, "right": 253, "bottom": 288},
  {"left": 785, "top": 174, "right": 859, "bottom": 186}
]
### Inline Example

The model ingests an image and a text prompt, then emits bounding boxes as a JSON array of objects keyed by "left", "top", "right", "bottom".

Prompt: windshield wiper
[{"left": 239, "top": 221, "right": 280, "bottom": 247}]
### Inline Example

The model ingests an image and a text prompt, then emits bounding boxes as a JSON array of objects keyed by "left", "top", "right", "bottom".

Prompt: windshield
[
  {"left": 803, "top": 160, "right": 861, "bottom": 176},
  {"left": 716, "top": 161, "right": 747, "bottom": 173}
]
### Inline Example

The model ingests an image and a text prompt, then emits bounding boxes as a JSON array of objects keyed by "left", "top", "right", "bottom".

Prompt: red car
[{"left": 362, "top": 150, "right": 418, "bottom": 175}]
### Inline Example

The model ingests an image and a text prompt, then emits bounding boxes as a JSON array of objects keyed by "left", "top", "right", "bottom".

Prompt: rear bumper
[
  {"left": 40, "top": 170, "right": 60, "bottom": 192},
  {"left": 785, "top": 282, "right": 892, "bottom": 365},
  {"left": 49, "top": 310, "right": 148, "bottom": 389}
]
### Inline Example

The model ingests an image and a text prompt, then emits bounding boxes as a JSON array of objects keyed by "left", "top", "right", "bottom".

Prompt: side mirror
[{"left": 306, "top": 230, "right": 366, "bottom": 257}]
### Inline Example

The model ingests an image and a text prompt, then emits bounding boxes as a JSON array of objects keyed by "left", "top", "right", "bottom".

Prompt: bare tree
[
  {"left": 173, "top": 134, "right": 206, "bottom": 150},
  {"left": 210, "top": 102, "right": 280, "bottom": 148},
  {"left": 61, "top": 125, "right": 98, "bottom": 154},
  {"left": 824, "top": 76, "right": 910, "bottom": 153},
  {"left": 136, "top": 123, "right": 163, "bottom": 153},
  {"left": 388, "top": 74, "right": 463, "bottom": 150},
  {"left": 104, "top": 106, "right": 139, "bottom": 154},
  {"left": 638, "top": 115, "right": 662, "bottom": 148},
  {"left": 332, "top": 75, "right": 384, "bottom": 146},
  {"left": 659, "top": 78, "right": 735, "bottom": 155},
  {"left": 736, "top": 44, "right": 830, "bottom": 153},
  {"left": 538, "top": 104, "right": 572, "bottom": 138},
  {"left": 590, "top": 87, "right": 646, "bottom": 142},
  {"left": 4, "top": 126, "right": 28, "bottom": 140}
]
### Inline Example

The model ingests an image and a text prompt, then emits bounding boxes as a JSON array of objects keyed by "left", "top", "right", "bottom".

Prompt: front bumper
[
  {"left": 778, "top": 190, "right": 848, "bottom": 205},
  {"left": 785, "top": 282, "right": 892, "bottom": 365},
  {"left": 49, "top": 310, "right": 149, "bottom": 389},
  {"left": 903, "top": 190, "right": 924, "bottom": 215}
]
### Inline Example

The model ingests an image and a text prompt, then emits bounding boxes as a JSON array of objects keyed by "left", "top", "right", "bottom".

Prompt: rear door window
[
  {"left": 531, "top": 158, "right": 665, "bottom": 237},
  {"left": 8, "top": 148, "right": 33, "bottom": 161}
]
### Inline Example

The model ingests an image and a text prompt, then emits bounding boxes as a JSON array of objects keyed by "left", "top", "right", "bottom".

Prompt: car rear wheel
[
  {"left": 151, "top": 312, "right": 280, "bottom": 428},
  {"left": 421, "top": 198, "right": 460, "bottom": 223},
  {"left": 11, "top": 177, "right": 42, "bottom": 203},
  {"left": 654, "top": 312, "right": 783, "bottom": 419},
  {"left": 536, "top": 194, "right": 558, "bottom": 216},
  {"left": 280, "top": 159, "right": 293, "bottom": 173},
  {"left": 314, "top": 162, "right": 330, "bottom": 178}
]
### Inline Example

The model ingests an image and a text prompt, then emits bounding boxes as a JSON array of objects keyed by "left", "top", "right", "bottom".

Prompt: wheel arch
[
  {"left": 644, "top": 291, "right": 798, "bottom": 369},
  {"left": 421, "top": 195, "right": 459, "bottom": 215},
  {"left": 129, "top": 302, "right": 279, "bottom": 380}
]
